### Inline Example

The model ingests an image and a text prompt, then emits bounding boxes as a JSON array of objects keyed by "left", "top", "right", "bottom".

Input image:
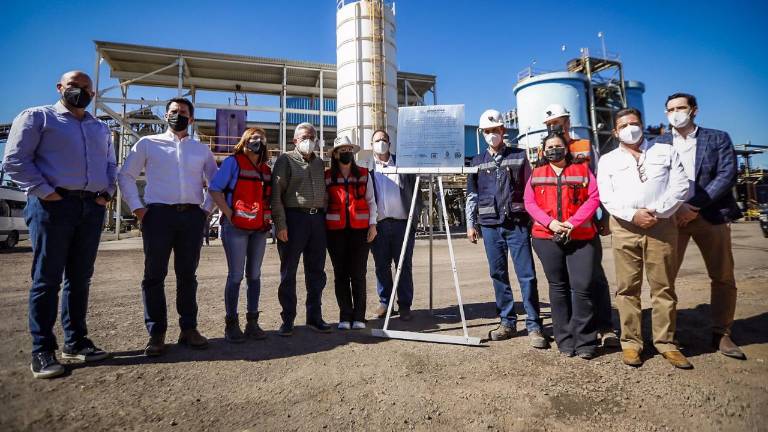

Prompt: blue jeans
[
  {"left": 221, "top": 218, "right": 268, "bottom": 319},
  {"left": 370, "top": 219, "right": 415, "bottom": 309},
  {"left": 277, "top": 210, "right": 327, "bottom": 324},
  {"left": 480, "top": 221, "right": 541, "bottom": 331},
  {"left": 25, "top": 195, "right": 105, "bottom": 353},
  {"left": 141, "top": 205, "right": 206, "bottom": 335}
]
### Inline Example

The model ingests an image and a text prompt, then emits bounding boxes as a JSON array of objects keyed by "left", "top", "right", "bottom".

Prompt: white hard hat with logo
[
  {"left": 478, "top": 109, "right": 504, "bottom": 129},
  {"left": 333, "top": 134, "right": 360, "bottom": 153},
  {"left": 543, "top": 104, "right": 571, "bottom": 123}
]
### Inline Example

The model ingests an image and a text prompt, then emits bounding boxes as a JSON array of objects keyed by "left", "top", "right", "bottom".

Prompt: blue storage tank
[
  {"left": 625, "top": 80, "right": 646, "bottom": 121},
  {"left": 286, "top": 97, "right": 337, "bottom": 127}
]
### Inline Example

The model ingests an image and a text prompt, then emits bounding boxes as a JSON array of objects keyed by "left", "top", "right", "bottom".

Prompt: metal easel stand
[{"left": 371, "top": 167, "right": 481, "bottom": 346}]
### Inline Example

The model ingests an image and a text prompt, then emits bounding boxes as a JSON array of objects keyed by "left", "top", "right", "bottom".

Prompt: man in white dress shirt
[
  {"left": 597, "top": 108, "right": 691, "bottom": 369},
  {"left": 118, "top": 98, "right": 218, "bottom": 356}
]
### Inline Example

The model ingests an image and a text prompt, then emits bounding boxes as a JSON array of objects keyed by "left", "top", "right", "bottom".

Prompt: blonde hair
[{"left": 232, "top": 127, "right": 268, "bottom": 158}]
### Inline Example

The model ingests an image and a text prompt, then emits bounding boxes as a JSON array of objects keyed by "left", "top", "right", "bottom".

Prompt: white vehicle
[{"left": 0, "top": 185, "right": 28, "bottom": 248}]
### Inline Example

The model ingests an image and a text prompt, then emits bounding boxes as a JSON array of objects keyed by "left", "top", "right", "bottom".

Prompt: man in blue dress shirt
[{"left": 3, "top": 70, "right": 116, "bottom": 378}]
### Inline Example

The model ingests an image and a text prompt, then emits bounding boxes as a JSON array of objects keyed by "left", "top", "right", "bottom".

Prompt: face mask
[
  {"left": 167, "top": 113, "right": 189, "bottom": 132},
  {"left": 667, "top": 111, "right": 691, "bottom": 129},
  {"left": 338, "top": 152, "right": 354, "bottom": 164},
  {"left": 297, "top": 139, "right": 316, "bottom": 155},
  {"left": 484, "top": 133, "right": 502, "bottom": 148},
  {"left": 246, "top": 138, "right": 262, "bottom": 153},
  {"left": 618, "top": 124, "right": 644, "bottom": 145},
  {"left": 373, "top": 140, "right": 389, "bottom": 155},
  {"left": 545, "top": 147, "right": 567, "bottom": 162},
  {"left": 62, "top": 86, "right": 92, "bottom": 109}
]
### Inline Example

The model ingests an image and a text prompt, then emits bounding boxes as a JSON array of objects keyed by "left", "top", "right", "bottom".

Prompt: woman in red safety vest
[
  {"left": 523, "top": 130, "right": 601, "bottom": 359},
  {"left": 209, "top": 127, "right": 272, "bottom": 343},
  {"left": 325, "top": 135, "right": 378, "bottom": 330}
]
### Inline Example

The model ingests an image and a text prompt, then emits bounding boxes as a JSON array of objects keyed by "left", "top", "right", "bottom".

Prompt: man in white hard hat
[
  {"left": 543, "top": 103, "right": 620, "bottom": 348},
  {"left": 466, "top": 109, "right": 547, "bottom": 348}
]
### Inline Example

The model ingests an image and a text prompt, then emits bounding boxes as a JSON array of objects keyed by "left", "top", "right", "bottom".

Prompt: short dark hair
[
  {"left": 372, "top": 129, "right": 390, "bottom": 141},
  {"left": 166, "top": 97, "right": 194, "bottom": 117},
  {"left": 665, "top": 92, "right": 697, "bottom": 109},
  {"left": 614, "top": 107, "right": 643, "bottom": 128},
  {"left": 537, "top": 130, "right": 572, "bottom": 167}
]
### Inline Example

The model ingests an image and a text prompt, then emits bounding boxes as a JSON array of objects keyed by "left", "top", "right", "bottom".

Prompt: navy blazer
[{"left": 653, "top": 127, "right": 742, "bottom": 224}]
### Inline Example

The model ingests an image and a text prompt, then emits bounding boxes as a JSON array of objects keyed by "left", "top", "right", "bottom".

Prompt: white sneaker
[
  {"left": 352, "top": 321, "right": 366, "bottom": 330},
  {"left": 337, "top": 321, "right": 351, "bottom": 330}
]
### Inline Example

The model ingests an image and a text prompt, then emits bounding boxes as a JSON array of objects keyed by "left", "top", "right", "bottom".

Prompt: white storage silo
[
  {"left": 513, "top": 72, "right": 590, "bottom": 150},
  {"left": 336, "top": 0, "right": 398, "bottom": 152}
]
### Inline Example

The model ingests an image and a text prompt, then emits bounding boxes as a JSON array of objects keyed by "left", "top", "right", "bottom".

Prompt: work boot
[
  {"left": 528, "top": 329, "right": 550, "bottom": 349},
  {"left": 488, "top": 323, "right": 516, "bottom": 341},
  {"left": 622, "top": 348, "right": 642, "bottom": 367},
  {"left": 713, "top": 334, "right": 746, "bottom": 360},
  {"left": 599, "top": 329, "right": 621, "bottom": 348},
  {"left": 178, "top": 329, "right": 209, "bottom": 349},
  {"left": 278, "top": 321, "right": 294, "bottom": 337},
  {"left": 244, "top": 312, "right": 267, "bottom": 340},
  {"left": 145, "top": 333, "right": 167, "bottom": 357},
  {"left": 661, "top": 350, "right": 693, "bottom": 369},
  {"left": 224, "top": 317, "right": 245, "bottom": 344}
]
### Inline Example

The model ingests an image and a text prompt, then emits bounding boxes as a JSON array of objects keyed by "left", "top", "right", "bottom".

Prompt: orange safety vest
[
  {"left": 229, "top": 153, "right": 272, "bottom": 231},
  {"left": 568, "top": 138, "right": 592, "bottom": 162},
  {"left": 325, "top": 167, "right": 371, "bottom": 230},
  {"left": 530, "top": 163, "right": 596, "bottom": 240}
]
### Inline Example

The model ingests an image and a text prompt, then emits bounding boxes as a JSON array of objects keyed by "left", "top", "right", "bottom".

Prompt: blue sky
[{"left": 1, "top": 0, "right": 767, "bottom": 166}]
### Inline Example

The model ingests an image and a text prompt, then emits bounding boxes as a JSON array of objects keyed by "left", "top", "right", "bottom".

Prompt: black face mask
[
  {"left": 545, "top": 147, "right": 567, "bottom": 162},
  {"left": 62, "top": 87, "right": 92, "bottom": 109},
  {"left": 338, "top": 152, "right": 354, "bottom": 165},
  {"left": 246, "top": 139, "right": 262, "bottom": 153},
  {"left": 167, "top": 113, "right": 190, "bottom": 132}
]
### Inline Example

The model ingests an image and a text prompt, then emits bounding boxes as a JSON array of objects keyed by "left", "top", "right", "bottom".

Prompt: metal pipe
[
  {"left": 429, "top": 175, "right": 434, "bottom": 313},
  {"left": 177, "top": 55, "right": 184, "bottom": 96},
  {"left": 92, "top": 48, "right": 101, "bottom": 116},
  {"left": 281, "top": 66, "right": 287, "bottom": 153}
]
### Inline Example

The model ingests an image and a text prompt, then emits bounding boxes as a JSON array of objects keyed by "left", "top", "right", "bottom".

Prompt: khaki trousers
[
  {"left": 610, "top": 216, "right": 678, "bottom": 353},
  {"left": 674, "top": 217, "right": 737, "bottom": 336}
]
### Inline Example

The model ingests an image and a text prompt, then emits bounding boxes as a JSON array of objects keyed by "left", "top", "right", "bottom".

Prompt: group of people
[{"left": 2, "top": 70, "right": 745, "bottom": 379}]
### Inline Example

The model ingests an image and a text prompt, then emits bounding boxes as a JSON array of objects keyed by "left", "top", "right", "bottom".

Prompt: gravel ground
[{"left": 0, "top": 222, "right": 766, "bottom": 431}]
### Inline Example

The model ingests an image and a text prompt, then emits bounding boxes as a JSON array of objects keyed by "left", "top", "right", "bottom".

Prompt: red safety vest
[
  {"left": 530, "top": 163, "right": 596, "bottom": 240},
  {"left": 325, "top": 167, "right": 371, "bottom": 230},
  {"left": 229, "top": 153, "right": 272, "bottom": 231}
]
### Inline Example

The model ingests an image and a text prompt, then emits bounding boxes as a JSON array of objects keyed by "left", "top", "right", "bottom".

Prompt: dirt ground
[{"left": 0, "top": 222, "right": 766, "bottom": 432}]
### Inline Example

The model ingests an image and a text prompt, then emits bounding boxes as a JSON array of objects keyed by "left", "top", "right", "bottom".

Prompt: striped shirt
[{"left": 271, "top": 150, "right": 327, "bottom": 231}]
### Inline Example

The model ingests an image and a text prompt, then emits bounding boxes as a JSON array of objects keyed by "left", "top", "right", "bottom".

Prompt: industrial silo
[
  {"left": 625, "top": 80, "right": 646, "bottom": 120},
  {"left": 336, "top": 0, "right": 398, "bottom": 152},
  {"left": 513, "top": 72, "right": 590, "bottom": 150}
]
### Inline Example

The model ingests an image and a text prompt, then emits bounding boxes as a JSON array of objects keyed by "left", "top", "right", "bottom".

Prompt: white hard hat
[
  {"left": 478, "top": 109, "right": 504, "bottom": 129},
  {"left": 333, "top": 134, "right": 360, "bottom": 153},
  {"left": 543, "top": 104, "right": 570, "bottom": 123}
]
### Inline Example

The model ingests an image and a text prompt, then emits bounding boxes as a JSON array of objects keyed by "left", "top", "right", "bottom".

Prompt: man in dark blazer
[{"left": 654, "top": 92, "right": 745, "bottom": 360}]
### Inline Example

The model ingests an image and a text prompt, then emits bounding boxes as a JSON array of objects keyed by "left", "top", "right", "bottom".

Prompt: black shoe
[
  {"left": 244, "top": 312, "right": 267, "bottom": 340},
  {"left": 399, "top": 308, "right": 413, "bottom": 322},
  {"left": 307, "top": 320, "right": 332, "bottom": 333},
  {"left": 145, "top": 333, "right": 167, "bottom": 357},
  {"left": 278, "top": 322, "right": 294, "bottom": 337},
  {"left": 576, "top": 350, "right": 596, "bottom": 360},
  {"left": 61, "top": 338, "right": 110, "bottom": 362},
  {"left": 30, "top": 352, "right": 65, "bottom": 379},
  {"left": 224, "top": 317, "right": 245, "bottom": 344}
]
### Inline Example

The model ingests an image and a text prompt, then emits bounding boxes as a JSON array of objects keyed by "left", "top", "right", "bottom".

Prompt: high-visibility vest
[
  {"left": 325, "top": 167, "right": 371, "bottom": 230},
  {"left": 529, "top": 162, "right": 596, "bottom": 240},
  {"left": 569, "top": 138, "right": 592, "bottom": 162},
  {"left": 229, "top": 153, "right": 272, "bottom": 231}
]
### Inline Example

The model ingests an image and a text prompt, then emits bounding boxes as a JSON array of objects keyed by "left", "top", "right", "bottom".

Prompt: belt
[
  {"left": 286, "top": 207, "right": 323, "bottom": 215},
  {"left": 55, "top": 188, "right": 98, "bottom": 199},
  {"left": 378, "top": 217, "right": 407, "bottom": 223},
  {"left": 147, "top": 203, "right": 201, "bottom": 212}
]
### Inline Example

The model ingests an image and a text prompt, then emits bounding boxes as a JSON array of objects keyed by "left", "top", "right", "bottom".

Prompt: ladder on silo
[{"left": 369, "top": 0, "right": 386, "bottom": 133}]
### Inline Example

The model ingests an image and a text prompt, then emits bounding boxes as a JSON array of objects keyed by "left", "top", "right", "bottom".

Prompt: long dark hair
[
  {"left": 536, "top": 131, "right": 573, "bottom": 167},
  {"left": 330, "top": 148, "right": 362, "bottom": 179}
]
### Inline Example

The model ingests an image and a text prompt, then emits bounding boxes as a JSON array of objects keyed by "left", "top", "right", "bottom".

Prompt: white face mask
[
  {"left": 667, "top": 111, "right": 691, "bottom": 129},
  {"left": 296, "top": 139, "right": 316, "bottom": 155},
  {"left": 373, "top": 140, "right": 390, "bottom": 155},
  {"left": 618, "top": 124, "right": 644, "bottom": 145},
  {"left": 484, "top": 133, "right": 502, "bottom": 148}
]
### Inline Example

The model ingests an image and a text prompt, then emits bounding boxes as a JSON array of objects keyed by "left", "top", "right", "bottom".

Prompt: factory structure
[{"left": 0, "top": 0, "right": 766, "bottom": 234}]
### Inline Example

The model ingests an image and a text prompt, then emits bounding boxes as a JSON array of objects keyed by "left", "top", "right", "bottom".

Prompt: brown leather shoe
[
  {"left": 661, "top": 350, "right": 693, "bottom": 369},
  {"left": 713, "top": 334, "right": 746, "bottom": 360},
  {"left": 145, "top": 333, "right": 166, "bottom": 357},
  {"left": 374, "top": 304, "right": 388, "bottom": 319},
  {"left": 622, "top": 348, "right": 642, "bottom": 367},
  {"left": 178, "top": 329, "right": 209, "bottom": 349}
]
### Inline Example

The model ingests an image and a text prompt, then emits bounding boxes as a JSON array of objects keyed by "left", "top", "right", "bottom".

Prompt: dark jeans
[
  {"left": 141, "top": 204, "right": 206, "bottom": 336},
  {"left": 25, "top": 195, "right": 105, "bottom": 353},
  {"left": 532, "top": 237, "right": 597, "bottom": 354},
  {"left": 370, "top": 218, "right": 415, "bottom": 309},
  {"left": 327, "top": 228, "right": 370, "bottom": 322},
  {"left": 479, "top": 220, "right": 542, "bottom": 331},
  {"left": 591, "top": 236, "right": 615, "bottom": 331},
  {"left": 220, "top": 218, "right": 268, "bottom": 319},
  {"left": 277, "top": 210, "right": 327, "bottom": 324}
]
